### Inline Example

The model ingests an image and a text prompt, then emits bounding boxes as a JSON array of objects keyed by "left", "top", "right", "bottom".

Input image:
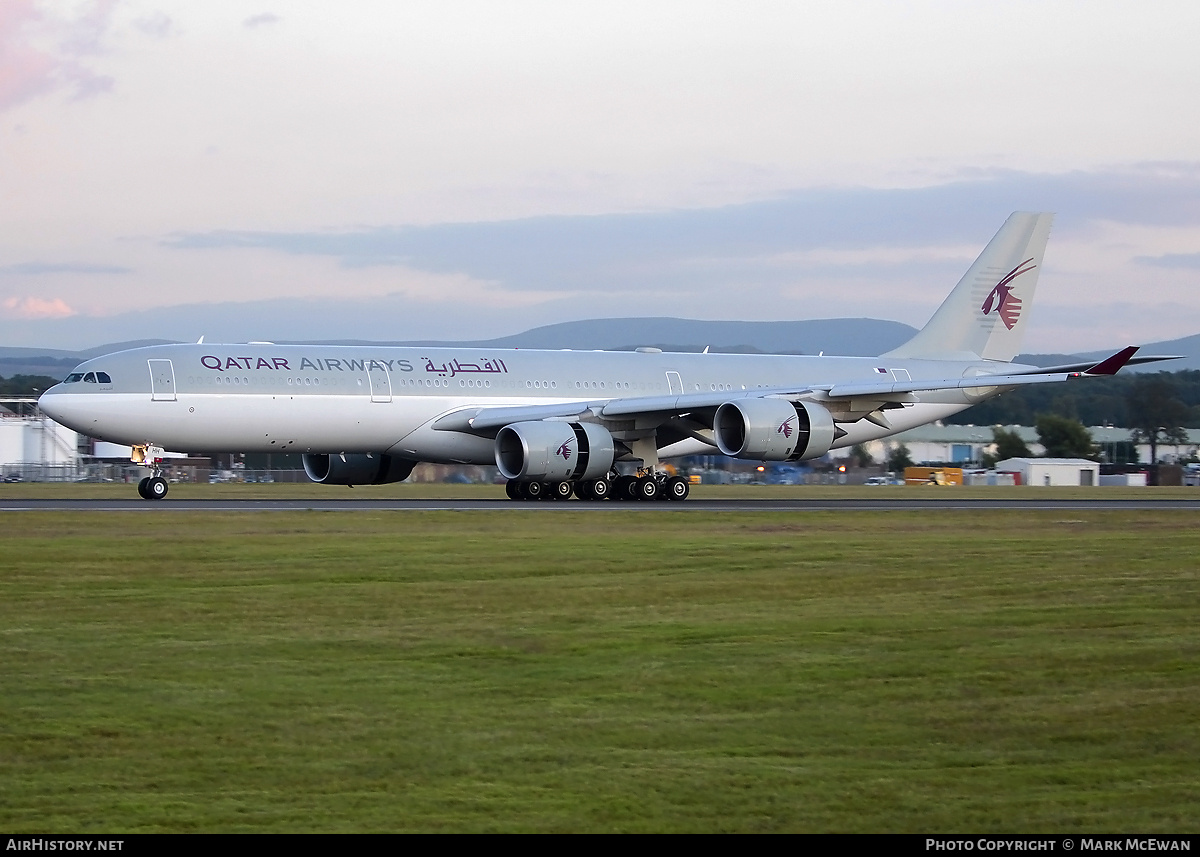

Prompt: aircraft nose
[
  {"left": 37, "top": 386, "right": 81, "bottom": 430},
  {"left": 38, "top": 387, "right": 63, "bottom": 418}
]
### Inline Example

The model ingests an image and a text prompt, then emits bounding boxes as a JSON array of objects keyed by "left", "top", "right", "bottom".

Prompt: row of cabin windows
[
  {"left": 63, "top": 370, "right": 762, "bottom": 392},
  {"left": 63, "top": 372, "right": 112, "bottom": 384}
]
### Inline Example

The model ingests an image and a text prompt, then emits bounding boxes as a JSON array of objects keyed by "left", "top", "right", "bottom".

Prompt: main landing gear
[
  {"left": 132, "top": 444, "right": 169, "bottom": 500},
  {"left": 504, "top": 470, "right": 690, "bottom": 502}
]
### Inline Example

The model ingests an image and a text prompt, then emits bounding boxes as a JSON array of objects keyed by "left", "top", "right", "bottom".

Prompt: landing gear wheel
[
  {"left": 146, "top": 476, "right": 168, "bottom": 500},
  {"left": 137, "top": 477, "right": 151, "bottom": 499},
  {"left": 665, "top": 475, "right": 690, "bottom": 501},
  {"left": 551, "top": 480, "right": 574, "bottom": 500},
  {"left": 523, "top": 480, "right": 545, "bottom": 500},
  {"left": 615, "top": 475, "right": 638, "bottom": 501},
  {"left": 589, "top": 478, "right": 611, "bottom": 500},
  {"left": 505, "top": 480, "right": 524, "bottom": 500},
  {"left": 636, "top": 475, "right": 659, "bottom": 501},
  {"left": 574, "top": 478, "right": 610, "bottom": 500}
]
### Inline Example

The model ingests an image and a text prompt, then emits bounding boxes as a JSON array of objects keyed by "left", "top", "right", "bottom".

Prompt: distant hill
[
  {"left": 1019, "top": 333, "right": 1200, "bottom": 373},
  {"left": 0, "top": 354, "right": 81, "bottom": 378},
  {"left": 306, "top": 317, "right": 919, "bottom": 356},
  {"left": 0, "top": 341, "right": 175, "bottom": 380}
]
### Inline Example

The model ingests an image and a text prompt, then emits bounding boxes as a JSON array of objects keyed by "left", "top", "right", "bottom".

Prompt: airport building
[
  {"left": 0, "top": 398, "right": 79, "bottom": 481},
  {"left": 866, "top": 424, "right": 1200, "bottom": 467},
  {"left": 994, "top": 457, "right": 1101, "bottom": 487}
]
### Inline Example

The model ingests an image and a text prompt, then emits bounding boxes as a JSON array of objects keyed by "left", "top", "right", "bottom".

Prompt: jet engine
[
  {"left": 495, "top": 421, "right": 615, "bottom": 482},
  {"left": 714, "top": 398, "right": 836, "bottom": 461},
  {"left": 302, "top": 453, "right": 417, "bottom": 486}
]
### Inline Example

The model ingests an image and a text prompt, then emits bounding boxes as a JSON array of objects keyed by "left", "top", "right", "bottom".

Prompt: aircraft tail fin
[{"left": 882, "top": 212, "right": 1054, "bottom": 362}]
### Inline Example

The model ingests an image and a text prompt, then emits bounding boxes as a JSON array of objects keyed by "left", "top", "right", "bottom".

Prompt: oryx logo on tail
[
  {"left": 777, "top": 415, "right": 795, "bottom": 438},
  {"left": 981, "top": 258, "right": 1035, "bottom": 330},
  {"left": 556, "top": 441, "right": 572, "bottom": 460}
]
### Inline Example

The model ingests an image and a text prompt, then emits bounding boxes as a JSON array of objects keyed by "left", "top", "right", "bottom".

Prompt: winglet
[{"left": 1084, "top": 346, "right": 1138, "bottom": 376}]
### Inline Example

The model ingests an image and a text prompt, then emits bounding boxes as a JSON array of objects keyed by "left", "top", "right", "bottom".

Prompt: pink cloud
[
  {"left": 0, "top": 1, "right": 56, "bottom": 109},
  {"left": 0, "top": 0, "right": 117, "bottom": 112},
  {"left": 2, "top": 296, "right": 77, "bottom": 319}
]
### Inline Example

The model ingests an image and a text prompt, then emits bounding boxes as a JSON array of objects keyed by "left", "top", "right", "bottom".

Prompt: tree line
[
  {"left": 0, "top": 375, "right": 60, "bottom": 397},
  {"left": 945, "top": 370, "right": 1196, "bottom": 464},
  {"left": 944, "top": 370, "right": 1200, "bottom": 428},
  {"left": 887, "top": 414, "right": 1143, "bottom": 472}
]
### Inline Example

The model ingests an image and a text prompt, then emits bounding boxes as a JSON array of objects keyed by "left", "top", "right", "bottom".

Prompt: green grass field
[{"left": 1, "top": 501, "right": 1197, "bottom": 831}]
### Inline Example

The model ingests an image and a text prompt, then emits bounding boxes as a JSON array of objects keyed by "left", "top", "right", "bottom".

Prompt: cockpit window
[{"left": 62, "top": 370, "right": 110, "bottom": 384}]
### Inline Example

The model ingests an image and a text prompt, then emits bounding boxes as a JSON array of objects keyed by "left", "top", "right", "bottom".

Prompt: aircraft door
[
  {"left": 148, "top": 359, "right": 177, "bottom": 402},
  {"left": 891, "top": 368, "right": 914, "bottom": 407},
  {"left": 367, "top": 361, "right": 392, "bottom": 403},
  {"left": 665, "top": 371, "right": 683, "bottom": 395}
]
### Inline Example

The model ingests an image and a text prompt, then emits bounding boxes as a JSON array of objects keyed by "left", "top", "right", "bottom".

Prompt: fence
[
  {"left": 0, "top": 463, "right": 502, "bottom": 485},
  {"left": 0, "top": 463, "right": 311, "bottom": 484}
]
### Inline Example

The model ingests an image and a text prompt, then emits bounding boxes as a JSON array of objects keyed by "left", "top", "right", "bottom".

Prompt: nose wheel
[
  {"left": 132, "top": 444, "right": 169, "bottom": 500},
  {"left": 137, "top": 475, "right": 169, "bottom": 500}
]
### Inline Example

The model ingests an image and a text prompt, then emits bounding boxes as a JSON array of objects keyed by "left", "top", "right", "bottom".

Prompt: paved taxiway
[{"left": 5, "top": 497, "right": 1200, "bottom": 512}]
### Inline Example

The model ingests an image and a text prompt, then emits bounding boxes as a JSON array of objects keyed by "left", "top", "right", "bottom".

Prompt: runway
[{"left": 6, "top": 497, "right": 1200, "bottom": 512}]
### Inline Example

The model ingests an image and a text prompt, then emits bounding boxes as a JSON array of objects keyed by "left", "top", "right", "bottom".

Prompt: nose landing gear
[{"left": 132, "top": 445, "right": 169, "bottom": 500}]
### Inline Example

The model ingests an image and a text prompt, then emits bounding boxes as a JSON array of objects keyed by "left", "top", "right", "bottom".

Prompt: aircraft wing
[
  {"left": 434, "top": 402, "right": 604, "bottom": 431},
  {"left": 811, "top": 344, "right": 1147, "bottom": 397},
  {"left": 433, "top": 346, "right": 1145, "bottom": 435},
  {"left": 598, "top": 370, "right": 1082, "bottom": 410},
  {"left": 436, "top": 391, "right": 768, "bottom": 432},
  {"left": 815, "top": 370, "right": 1079, "bottom": 399},
  {"left": 436, "top": 370, "right": 1086, "bottom": 435}
]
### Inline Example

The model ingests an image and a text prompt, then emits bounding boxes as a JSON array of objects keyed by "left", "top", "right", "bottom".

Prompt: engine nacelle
[
  {"left": 302, "top": 453, "right": 416, "bottom": 486},
  {"left": 714, "top": 398, "right": 836, "bottom": 461},
  {"left": 495, "top": 421, "right": 615, "bottom": 482}
]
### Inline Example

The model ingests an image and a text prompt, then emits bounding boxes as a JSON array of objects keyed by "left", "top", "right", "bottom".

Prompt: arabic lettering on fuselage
[
  {"left": 421, "top": 357, "right": 508, "bottom": 378},
  {"left": 199, "top": 355, "right": 509, "bottom": 375}
]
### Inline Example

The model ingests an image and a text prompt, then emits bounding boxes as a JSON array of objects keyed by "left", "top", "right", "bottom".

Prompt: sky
[{"left": 2, "top": 0, "right": 1200, "bottom": 354}]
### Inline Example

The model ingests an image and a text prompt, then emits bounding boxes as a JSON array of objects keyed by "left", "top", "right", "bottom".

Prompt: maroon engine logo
[
  {"left": 777, "top": 415, "right": 795, "bottom": 438},
  {"left": 981, "top": 258, "right": 1036, "bottom": 331},
  {"left": 556, "top": 441, "right": 572, "bottom": 460}
]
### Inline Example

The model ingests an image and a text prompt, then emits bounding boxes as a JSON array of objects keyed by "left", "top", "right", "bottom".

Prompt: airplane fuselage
[{"left": 40, "top": 342, "right": 997, "bottom": 461}]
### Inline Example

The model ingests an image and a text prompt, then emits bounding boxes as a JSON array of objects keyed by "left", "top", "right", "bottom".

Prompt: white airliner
[{"left": 38, "top": 212, "right": 1160, "bottom": 500}]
